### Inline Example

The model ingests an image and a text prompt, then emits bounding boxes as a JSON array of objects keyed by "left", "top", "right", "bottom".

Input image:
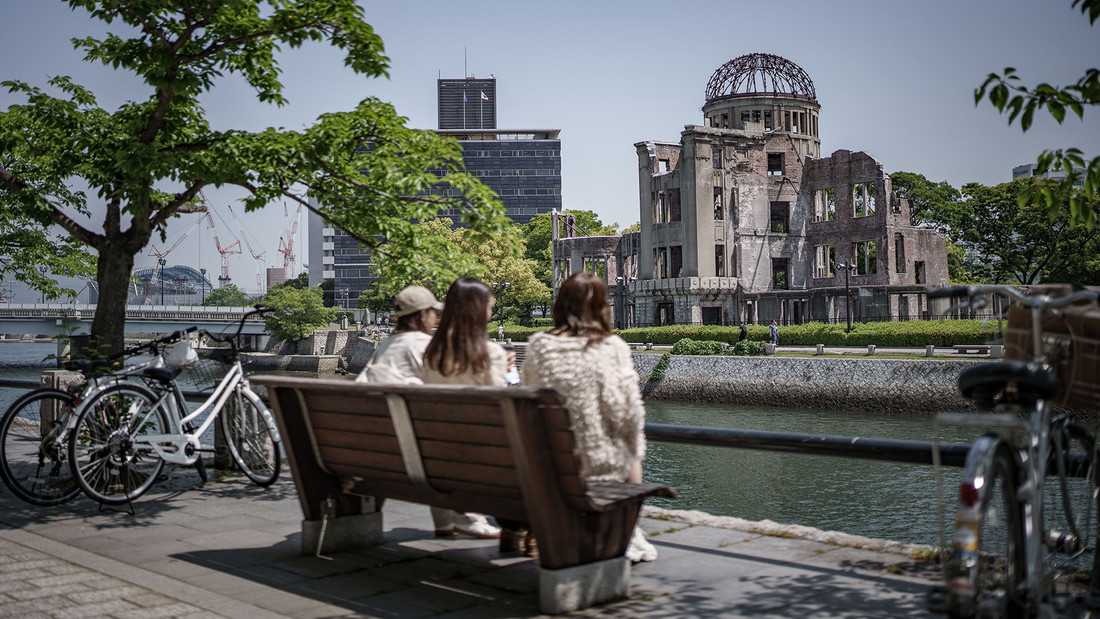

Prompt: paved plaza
[{"left": 0, "top": 467, "right": 941, "bottom": 617}]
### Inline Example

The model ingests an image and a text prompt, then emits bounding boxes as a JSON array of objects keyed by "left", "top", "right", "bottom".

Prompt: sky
[{"left": 2, "top": 0, "right": 1098, "bottom": 300}]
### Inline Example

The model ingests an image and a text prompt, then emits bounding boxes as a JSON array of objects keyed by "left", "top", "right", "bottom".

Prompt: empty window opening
[
  {"left": 771, "top": 258, "right": 789, "bottom": 290},
  {"left": 814, "top": 188, "right": 836, "bottom": 222},
  {"left": 895, "top": 233, "right": 906, "bottom": 273},
  {"left": 814, "top": 244, "right": 835, "bottom": 278},
  {"left": 763, "top": 110, "right": 773, "bottom": 131},
  {"left": 715, "top": 244, "right": 725, "bottom": 277},
  {"left": 914, "top": 261, "right": 926, "bottom": 285},
  {"left": 702, "top": 306, "right": 722, "bottom": 326},
  {"left": 657, "top": 302, "right": 675, "bottom": 326},
  {"left": 783, "top": 110, "right": 791, "bottom": 132},
  {"left": 670, "top": 188, "right": 681, "bottom": 222},
  {"left": 670, "top": 246, "right": 683, "bottom": 278},
  {"left": 741, "top": 110, "right": 750, "bottom": 125},
  {"left": 658, "top": 159, "right": 670, "bottom": 173},
  {"left": 767, "top": 153, "right": 784, "bottom": 176},
  {"left": 721, "top": 113, "right": 729, "bottom": 128},
  {"left": 853, "top": 240, "right": 877, "bottom": 275},
  {"left": 853, "top": 182, "right": 876, "bottom": 217},
  {"left": 712, "top": 147, "right": 723, "bottom": 169},
  {"left": 751, "top": 110, "right": 761, "bottom": 124},
  {"left": 770, "top": 201, "right": 790, "bottom": 234},
  {"left": 713, "top": 188, "right": 724, "bottom": 220}
]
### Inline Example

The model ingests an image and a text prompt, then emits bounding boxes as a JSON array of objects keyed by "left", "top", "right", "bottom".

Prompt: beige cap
[{"left": 393, "top": 286, "right": 443, "bottom": 317}]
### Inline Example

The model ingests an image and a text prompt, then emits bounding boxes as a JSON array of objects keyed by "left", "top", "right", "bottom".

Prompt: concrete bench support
[
  {"left": 540, "top": 557, "right": 630, "bottom": 615},
  {"left": 301, "top": 511, "right": 384, "bottom": 555}
]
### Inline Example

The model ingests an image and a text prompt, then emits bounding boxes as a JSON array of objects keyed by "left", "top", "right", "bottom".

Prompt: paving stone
[{"left": 114, "top": 602, "right": 209, "bottom": 619}]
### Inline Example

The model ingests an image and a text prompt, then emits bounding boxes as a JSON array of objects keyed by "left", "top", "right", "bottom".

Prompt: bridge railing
[{"left": 0, "top": 304, "right": 264, "bottom": 322}]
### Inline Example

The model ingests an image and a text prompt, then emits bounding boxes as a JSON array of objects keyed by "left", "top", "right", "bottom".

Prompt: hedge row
[
  {"left": 671, "top": 338, "right": 766, "bottom": 356},
  {"left": 497, "top": 319, "right": 1001, "bottom": 347}
]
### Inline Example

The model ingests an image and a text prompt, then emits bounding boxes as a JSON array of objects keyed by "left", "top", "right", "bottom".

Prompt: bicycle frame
[{"left": 131, "top": 358, "right": 279, "bottom": 466}]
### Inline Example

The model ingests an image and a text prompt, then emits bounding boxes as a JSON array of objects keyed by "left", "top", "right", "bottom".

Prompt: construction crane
[
  {"left": 144, "top": 217, "right": 203, "bottom": 304},
  {"left": 226, "top": 203, "right": 267, "bottom": 295},
  {"left": 278, "top": 202, "right": 303, "bottom": 271},
  {"left": 203, "top": 212, "right": 241, "bottom": 287}
]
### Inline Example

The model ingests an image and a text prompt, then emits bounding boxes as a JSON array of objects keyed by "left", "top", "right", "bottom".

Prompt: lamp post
[
  {"left": 200, "top": 268, "right": 206, "bottom": 305},
  {"left": 158, "top": 258, "right": 166, "bottom": 305},
  {"left": 836, "top": 261, "right": 858, "bottom": 332},
  {"left": 491, "top": 282, "right": 510, "bottom": 327}
]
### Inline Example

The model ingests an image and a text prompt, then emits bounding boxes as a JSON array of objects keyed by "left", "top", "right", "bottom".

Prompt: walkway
[{"left": 0, "top": 469, "right": 941, "bottom": 617}]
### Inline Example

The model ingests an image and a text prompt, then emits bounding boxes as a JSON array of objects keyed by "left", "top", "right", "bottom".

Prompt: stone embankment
[
  {"left": 241, "top": 329, "right": 376, "bottom": 374},
  {"left": 633, "top": 353, "right": 982, "bottom": 413}
]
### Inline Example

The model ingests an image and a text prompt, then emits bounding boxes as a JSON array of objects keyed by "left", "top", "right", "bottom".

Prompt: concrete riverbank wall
[{"left": 633, "top": 353, "right": 982, "bottom": 414}]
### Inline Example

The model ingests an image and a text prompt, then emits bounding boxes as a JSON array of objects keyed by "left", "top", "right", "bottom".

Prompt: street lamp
[
  {"left": 835, "top": 261, "right": 858, "bottom": 332},
  {"left": 200, "top": 268, "right": 206, "bottom": 305},
  {"left": 158, "top": 258, "right": 167, "bottom": 305}
]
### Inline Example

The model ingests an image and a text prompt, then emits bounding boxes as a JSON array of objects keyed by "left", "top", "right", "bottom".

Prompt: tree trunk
[{"left": 90, "top": 247, "right": 135, "bottom": 357}]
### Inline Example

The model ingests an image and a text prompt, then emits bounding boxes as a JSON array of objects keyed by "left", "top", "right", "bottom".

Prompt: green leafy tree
[
  {"left": 202, "top": 283, "right": 250, "bottom": 306},
  {"left": 262, "top": 285, "right": 337, "bottom": 342},
  {"left": 357, "top": 289, "right": 395, "bottom": 316},
  {"left": 457, "top": 225, "right": 550, "bottom": 325},
  {"left": 0, "top": 1, "right": 506, "bottom": 356},
  {"left": 271, "top": 272, "right": 309, "bottom": 291},
  {"left": 889, "top": 171, "right": 964, "bottom": 230},
  {"left": 955, "top": 178, "right": 1099, "bottom": 284},
  {"left": 974, "top": 0, "right": 1100, "bottom": 227}
]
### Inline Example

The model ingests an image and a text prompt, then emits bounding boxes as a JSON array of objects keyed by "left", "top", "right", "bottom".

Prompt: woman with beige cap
[{"left": 356, "top": 284, "right": 501, "bottom": 539}]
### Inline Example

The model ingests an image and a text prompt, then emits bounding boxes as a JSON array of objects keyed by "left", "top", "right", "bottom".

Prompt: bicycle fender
[{"left": 242, "top": 388, "right": 282, "bottom": 444}]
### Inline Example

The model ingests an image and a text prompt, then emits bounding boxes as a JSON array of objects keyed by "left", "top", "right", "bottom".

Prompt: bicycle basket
[
  {"left": 178, "top": 355, "right": 228, "bottom": 393},
  {"left": 1004, "top": 297, "right": 1100, "bottom": 411}
]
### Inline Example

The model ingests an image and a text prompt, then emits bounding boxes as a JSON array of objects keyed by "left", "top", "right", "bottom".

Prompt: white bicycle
[{"left": 68, "top": 307, "right": 282, "bottom": 505}]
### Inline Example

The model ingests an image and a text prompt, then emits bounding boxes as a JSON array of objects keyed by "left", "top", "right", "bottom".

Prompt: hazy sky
[{"left": 2, "top": 0, "right": 1097, "bottom": 298}]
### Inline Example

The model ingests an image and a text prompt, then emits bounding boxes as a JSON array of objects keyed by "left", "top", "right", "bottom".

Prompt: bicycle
[
  {"left": 933, "top": 285, "right": 1100, "bottom": 618},
  {"left": 67, "top": 307, "right": 282, "bottom": 505},
  {"left": 0, "top": 328, "right": 196, "bottom": 506}
]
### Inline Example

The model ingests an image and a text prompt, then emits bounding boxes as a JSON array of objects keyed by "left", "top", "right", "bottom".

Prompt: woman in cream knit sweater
[{"left": 521, "top": 272, "right": 656, "bottom": 561}]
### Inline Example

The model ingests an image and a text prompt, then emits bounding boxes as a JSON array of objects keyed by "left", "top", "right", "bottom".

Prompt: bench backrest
[{"left": 255, "top": 376, "right": 592, "bottom": 522}]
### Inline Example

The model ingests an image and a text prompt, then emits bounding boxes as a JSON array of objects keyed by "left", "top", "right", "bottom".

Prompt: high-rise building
[
  {"left": 309, "top": 76, "right": 562, "bottom": 312},
  {"left": 438, "top": 77, "right": 496, "bottom": 130}
]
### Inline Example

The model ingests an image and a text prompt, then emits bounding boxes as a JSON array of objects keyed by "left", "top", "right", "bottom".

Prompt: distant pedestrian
[
  {"left": 498, "top": 322, "right": 504, "bottom": 340},
  {"left": 769, "top": 320, "right": 779, "bottom": 346},
  {"left": 738, "top": 321, "right": 747, "bottom": 342}
]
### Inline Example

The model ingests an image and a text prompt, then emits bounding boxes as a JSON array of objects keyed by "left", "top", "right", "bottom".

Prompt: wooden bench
[
  {"left": 953, "top": 344, "right": 991, "bottom": 354},
  {"left": 254, "top": 376, "right": 675, "bottom": 614}
]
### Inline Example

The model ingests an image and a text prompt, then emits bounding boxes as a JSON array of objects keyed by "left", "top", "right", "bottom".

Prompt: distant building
[
  {"left": 309, "top": 76, "right": 562, "bottom": 309},
  {"left": 1012, "top": 162, "right": 1086, "bottom": 188},
  {"left": 553, "top": 53, "right": 950, "bottom": 327},
  {"left": 127, "top": 264, "right": 213, "bottom": 305}
]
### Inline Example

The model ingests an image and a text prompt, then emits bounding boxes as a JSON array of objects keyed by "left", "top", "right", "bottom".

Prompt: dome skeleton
[{"left": 705, "top": 53, "right": 816, "bottom": 102}]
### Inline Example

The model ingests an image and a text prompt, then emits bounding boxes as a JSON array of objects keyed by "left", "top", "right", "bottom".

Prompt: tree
[
  {"left": 889, "top": 171, "right": 964, "bottom": 230},
  {"left": 954, "top": 178, "right": 1099, "bottom": 284},
  {"left": 521, "top": 210, "right": 619, "bottom": 293},
  {"left": 457, "top": 225, "right": 550, "bottom": 325},
  {"left": 203, "top": 283, "right": 250, "bottom": 306},
  {"left": 0, "top": 1, "right": 507, "bottom": 356},
  {"left": 974, "top": 0, "right": 1100, "bottom": 228},
  {"left": 261, "top": 285, "right": 337, "bottom": 342}
]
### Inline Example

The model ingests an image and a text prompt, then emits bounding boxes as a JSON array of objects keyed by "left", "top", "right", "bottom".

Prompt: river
[{"left": 0, "top": 342, "right": 1080, "bottom": 550}]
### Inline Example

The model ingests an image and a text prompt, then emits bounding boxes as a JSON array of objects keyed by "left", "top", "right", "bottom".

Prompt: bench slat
[
  {"left": 314, "top": 428, "right": 400, "bottom": 455},
  {"left": 305, "top": 393, "right": 391, "bottom": 417},
  {"left": 419, "top": 440, "right": 513, "bottom": 467},
  {"left": 414, "top": 421, "right": 510, "bottom": 446},
  {"left": 321, "top": 446, "right": 407, "bottom": 474},
  {"left": 406, "top": 400, "right": 509, "bottom": 425},
  {"left": 311, "top": 411, "right": 397, "bottom": 436},
  {"left": 423, "top": 459, "right": 520, "bottom": 488}
]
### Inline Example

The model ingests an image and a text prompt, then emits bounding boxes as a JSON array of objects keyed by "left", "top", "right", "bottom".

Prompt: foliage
[
  {"left": 271, "top": 272, "right": 308, "bottom": 291},
  {"left": 732, "top": 340, "right": 766, "bottom": 356},
  {"left": 671, "top": 338, "right": 728, "bottom": 356},
  {"left": 974, "top": 0, "right": 1100, "bottom": 228},
  {"left": 203, "top": 283, "right": 250, "bottom": 307},
  {"left": 889, "top": 171, "right": 963, "bottom": 230},
  {"left": 648, "top": 352, "right": 671, "bottom": 383},
  {"left": 357, "top": 288, "right": 395, "bottom": 315},
  {"left": 457, "top": 224, "right": 550, "bottom": 325},
  {"left": 261, "top": 285, "right": 337, "bottom": 342},
  {"left": 954, "top": 178, "right": 1099, "bottom": 284},
  {"left": 0, "top": 1, "right": 507, "bottom": 355},
  {"left": 617, "top": 320, "right": 998, "bottom": 347}
]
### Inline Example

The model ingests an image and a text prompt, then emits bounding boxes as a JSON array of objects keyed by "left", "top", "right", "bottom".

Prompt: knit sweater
[{"left": 521, "top": 331, "right": 646, "bottom": 483}]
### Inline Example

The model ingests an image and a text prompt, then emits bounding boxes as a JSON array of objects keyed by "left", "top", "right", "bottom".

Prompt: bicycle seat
[
  {"left": 958, "top": 361, "right": 1059, "bottom": 409},
  {"left": 141, "top": 365, "right": 181, "bottom": 383}
]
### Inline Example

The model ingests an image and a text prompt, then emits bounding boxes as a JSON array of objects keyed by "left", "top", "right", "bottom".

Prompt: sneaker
[
  {"left": 453, "top": 516, "right": 501, "bottom": 539},
  {"left": 625, "top": 526, "right": 657, "bottom": 563}
]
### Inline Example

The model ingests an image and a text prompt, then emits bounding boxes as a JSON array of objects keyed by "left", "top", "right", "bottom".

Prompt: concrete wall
[{"left": 633, "top": 353, "right": 979, "bottom": 414}]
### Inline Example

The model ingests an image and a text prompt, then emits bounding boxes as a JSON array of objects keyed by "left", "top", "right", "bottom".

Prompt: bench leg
[
  {"left": 301, "top": 511, "right": 384, "bottom": 555},
  {"left": 538, "top": 556, "right": 630, "bottom": 614}
]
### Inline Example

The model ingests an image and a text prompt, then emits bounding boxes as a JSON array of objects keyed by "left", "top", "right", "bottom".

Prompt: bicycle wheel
[
  {"left": 221, "top": 388, "right": 280, "bottom": 486},
  {"left": 68, "top": 384, "right": 169, "bottom": 505},
  {"left": 0, "top": 389, "right": 80, "bottom": 506},
  {"left": 946, "top": 437, "right": 1028, "bottom": 618}
]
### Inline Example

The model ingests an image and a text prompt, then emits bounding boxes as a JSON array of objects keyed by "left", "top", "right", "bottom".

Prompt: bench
[
  {"left": 952, "top": 344, "right": 991, "bottom": 354},
  {"left": 254, "top": 376, "right": 675, "bottom": 614}
]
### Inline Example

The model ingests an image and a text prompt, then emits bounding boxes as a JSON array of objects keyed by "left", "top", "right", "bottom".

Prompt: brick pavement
[{"left": 0, "top": 467, "right": 944, "bottom": 618}]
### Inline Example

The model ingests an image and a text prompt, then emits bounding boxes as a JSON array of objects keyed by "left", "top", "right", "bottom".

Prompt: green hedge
[
  {"left": 671, "top": 338, "right": 766, "bottom": 356},
  {"left": 498, "top": 319, "right": 999, "bottom": 347}
]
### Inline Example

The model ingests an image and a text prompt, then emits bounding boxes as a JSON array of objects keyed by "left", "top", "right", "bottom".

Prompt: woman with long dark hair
[
  {"left": 422, "top": 277, "right": 509, "bottom": 539},
  {"left": 521, "top": 271, "right": 656, "bottom": 561}
]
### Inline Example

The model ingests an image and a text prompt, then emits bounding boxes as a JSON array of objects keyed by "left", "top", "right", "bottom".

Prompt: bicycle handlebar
[{"left": 928, "top": 285, "right": 1099, "bottom": 310}]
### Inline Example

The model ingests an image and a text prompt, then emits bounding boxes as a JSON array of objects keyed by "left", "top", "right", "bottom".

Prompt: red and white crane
[
  {"left": 226, "top": 203, "right": 268, "bottom": 294},
  {"left": 203, "top": 212, "right": 241, "bottom": 287},
  {"left": 278, "top": 202, "right": 303, "bottom": 271}
]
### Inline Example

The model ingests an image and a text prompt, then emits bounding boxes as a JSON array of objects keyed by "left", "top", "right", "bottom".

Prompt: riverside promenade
[{"left": 0, "top": 468, "right": 941, "bottom": 618}]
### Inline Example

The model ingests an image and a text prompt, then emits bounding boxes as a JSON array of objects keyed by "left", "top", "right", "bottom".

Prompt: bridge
[{"left": 0, "top": 304, "right": 268, "bottom": 337}]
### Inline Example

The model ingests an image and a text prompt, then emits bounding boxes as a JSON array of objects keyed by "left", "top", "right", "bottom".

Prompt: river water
[{"left": 0, "top": 342, "right": 1053, "bottom": 549}]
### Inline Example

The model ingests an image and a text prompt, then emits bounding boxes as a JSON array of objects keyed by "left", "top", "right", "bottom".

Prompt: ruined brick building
[{"left": 553, "top": 53, "right": 949, "bottom": 327}]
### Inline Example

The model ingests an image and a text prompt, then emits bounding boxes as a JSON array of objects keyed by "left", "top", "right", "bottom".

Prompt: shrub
[
  {"left": 648, "top": 352, "right": 671, "bottom": 382},
  {"left": 732, "top": 340, "right": 765, "bottom": 356},
  {"left": 618, "top": 319, "right": 997, "bottom": 348}
]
